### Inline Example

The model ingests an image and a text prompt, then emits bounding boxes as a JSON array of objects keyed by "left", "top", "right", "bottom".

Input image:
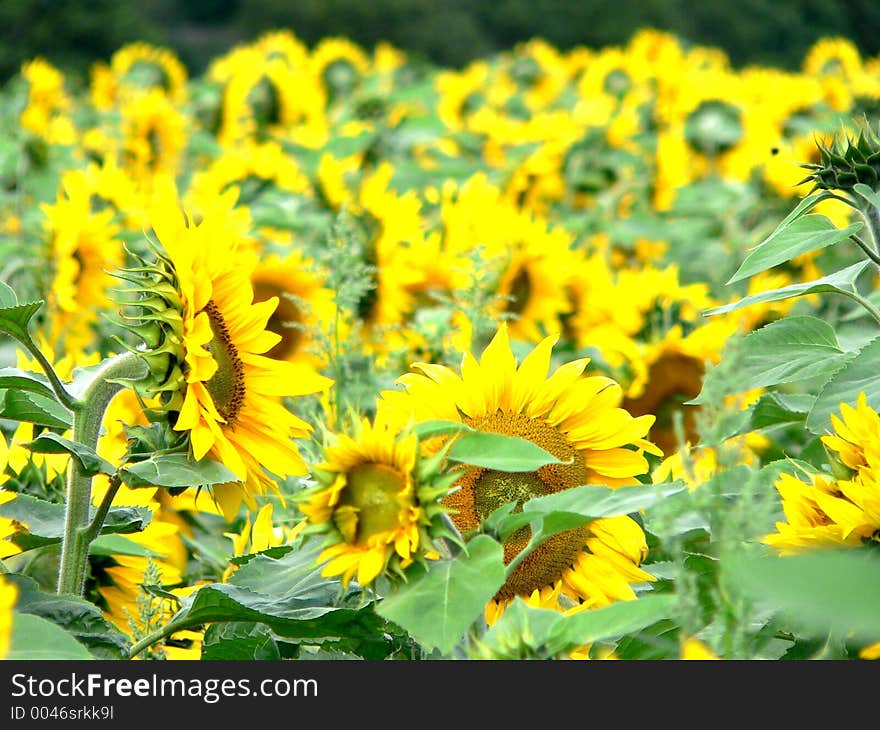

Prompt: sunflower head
[
  {"left": 114, "top": 177, "right": 332, "bottom": 519},
  {"left": 298, "top": 412, "right": 456, "bottom": 589},
  {"left": 378, "top": 323, "right": 660, "bottom": 613},
  {"left": 799, "top": 118, "right": 880, "bottom": 193}
]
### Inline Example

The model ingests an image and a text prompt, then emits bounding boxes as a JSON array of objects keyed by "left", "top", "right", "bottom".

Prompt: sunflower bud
[{"left": 799, "top": 119, "right": 880, "bottom": 193}]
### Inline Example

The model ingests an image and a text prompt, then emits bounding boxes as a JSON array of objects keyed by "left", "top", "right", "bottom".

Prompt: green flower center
[
  {"left": 202, "top": 300, "right": 246, "bottom": 424},
  {"left": 338, "top": 463, "right": 407, "bottom": 543},
  {"left": 685, "top": 99, "right": 743, "bottom": 156}
]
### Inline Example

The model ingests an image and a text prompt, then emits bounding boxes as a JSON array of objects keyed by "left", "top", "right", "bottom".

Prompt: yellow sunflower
[
  {"left": 40, "top": 169, "right": 124, "bottom": 352},
  {"left": 378, "top": 323, "right": 660, "bottom": 617},
  {"left": 820, "top": 391, "right": 880, "bottom": 478},
  {"left": 133, "top": 178, "right": 332, "bottom": 519},
  {"left": 764, "top": 394, "right": 880, "bottom": 554},
  {"left": 492, "top": 213, "right": 578, "bottom": 343},
  {"left": 120, "top": 88, "right": 187, "bottom": 186},
  {"left": 19, "top": 58, "right": 76, "bottom": 145},
  {"left": 298, "top": 412, "right": 448, "bottom": 588},
  {"left": 248, "top": 250, "right": 336, "bottom": 368}
]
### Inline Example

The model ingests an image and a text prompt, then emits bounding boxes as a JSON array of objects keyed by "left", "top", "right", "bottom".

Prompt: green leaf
[
  {"left": 806, "top": 335, "right": 880, "bottom": 434},
  {"left": 475, "top": 592, "right": 677, "bottom": 658},
  {"left": 472, "top": 598, "right": 566, "bottom": 658},
  {"left": 376, "top": 534, "right": 507, "bottom": 654},
  {"left": 545, "top": 593, "right": 678, "bottom": 653},
  {"left": 89, "top": 534, "right": 164, "bottom": 558},
  {"left": 774, "top": 191, "right": 836, "bottom": 230},
  {"left": 0, "top": 298, "right": 43, "bottom": 343},
  {"left": 0, "top": 280, "right": 17, "bottom": 307},
  {"left": 201, "top": 622, "right": 280, "bottom": 661},
  {"left": 1, "top": 388, "right": 72, "bottom": 428},
  {"left": 4, "top": 574, "right": 129, "bottom": 659},
  {"left": 228, "top": 539, "right": 341, "bottom": 605},
  {"left": 488, "top": 482, "right": 685, "bottom": 544},
  {"left": 706, "top": 260, "right": 870, "bottom": 316},
  {"left": 119, "top": 453, "right": 240, "bottom": 489},
  {"left": 24, "top": 432, "right": 116, "bottom": 476},
  {"left": 746, "top": 391, "right": 813, "bottom": 431},
  {"left": 7, "top": 613, "right": 94, "bottom": 660},
  {"left": 446, "top": 431, "right": 567, "bottom": 472},
  {"left": 0, "top": 493, "right": 151, "bottom": 548},
  {"left": 0, "top": 367, "right": 56, "bottom": 399},
  {"left": 727, "top": 214, "right": 863, "bottom": 284},
  {"left": 159, "top": 582, "right": 384, "bottom": 645},
  {"left": 853, "top": 182, "right": 880, "bottom": 210},
  {"left": 413, "top": 419, "right": 473, "bottom": 440},
  {"left": 727, "top": 548, "right": 880, "bottom": 643},
  {"left": 691, "top": 316, "right": 852, "bottom": 403}
]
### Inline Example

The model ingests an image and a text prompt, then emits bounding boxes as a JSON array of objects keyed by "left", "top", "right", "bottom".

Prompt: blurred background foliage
[{"left": 2, "top": 0, "right": 880, "bottom": 83}]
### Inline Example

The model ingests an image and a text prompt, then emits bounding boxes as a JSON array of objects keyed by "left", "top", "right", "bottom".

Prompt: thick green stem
[
  {"left": 129, "top": 617, "right": 187, "bottom": 659},
  {"left": 852, "top": 235, "right": 880, "bottom": 267},
  {"left": 56, "top": 351, "right": 147, "bottom": 596},
  {"left": 864, "top": 204, "right": 880, "bottom": 257}
]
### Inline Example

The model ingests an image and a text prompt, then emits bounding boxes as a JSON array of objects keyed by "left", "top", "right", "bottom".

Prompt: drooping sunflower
[
  {"left": 378, "top": 323, "right": 661, "bottom": 617},
  {"left": 124, "top": 178, "right": 333, "bottom": 519},
  {"left": 298, "top": 412, "right": 451, "bottom": 588}
]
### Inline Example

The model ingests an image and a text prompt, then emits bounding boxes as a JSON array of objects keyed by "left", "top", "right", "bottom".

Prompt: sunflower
[
  {"left": 91, "top": 41, "right": 188, "bottom": 110},
  {"left": 247, "top": 250, "right": 336, "bottom": 368},
  {"left": 378, "top": 323, "right": 660, "bottom": 617},
  {"left": 120, "top": 88, "right": 187, "bottom": 186},
  {"left": 187, "top": 139, "right": 312, "bottom": 213},
  {"left": 763, "top": 394, "right": 880, "bottom": 554},
  {"left": 209, "top": 43, "right": 327, "bottom": 148},
  {"left": 820, "top": 391, "right": 880, "bottom": 478},
  {"left": 126, "top": 178, "right": 332, "bottom": 520},
  {"left": 298, "top": 412, "right": 450, "bottom": 588},
  {"left": 19, "top": 58, "right": 76, "bottom": 145},
  {"left": 492, "top": 213, "right": 578, "bottom": 343},
  {"left": 310, "top": 37, "right": 371, "bottom": 104},
  {"left": 40, "top": 169, "right": 124, "bottom": 352}
]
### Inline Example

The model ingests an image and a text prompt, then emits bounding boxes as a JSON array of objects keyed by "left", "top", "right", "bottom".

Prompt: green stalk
[
  {"left": 864, "top": 203, "right": 880, "bottom": 257},
  {"left": 56, "top": 351, "right": 147, "bottom": 596}
]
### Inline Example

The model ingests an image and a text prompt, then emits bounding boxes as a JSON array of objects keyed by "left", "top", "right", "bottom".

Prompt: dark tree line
[{"left": 2, "top": 0, "right": 879, "bottom": 84}]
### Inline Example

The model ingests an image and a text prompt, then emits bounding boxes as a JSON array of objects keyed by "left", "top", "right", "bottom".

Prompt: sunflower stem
[
  {"left": 128, "top": 621, "right": 181, "bottom": 659},
  {"left": 16, "top": 334, "right": 79, "bottom": 412},
  {"left": 851, "top": 235, "right": 880, "bottom": 267},
  {"left": 862, "top": 202, "right": 880, "bottom": 257},
  {"left": 56, "top": 351, "right": 148, "bottom": 596},
  {"left": 836, "top": 289, "right": 880, "bottom": 327}
]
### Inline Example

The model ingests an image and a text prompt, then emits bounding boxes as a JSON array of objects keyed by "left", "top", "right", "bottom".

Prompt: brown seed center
[
  {"left": 201, "top": 300, "right": 246, "bottom": 424},
  {"left": 446, "top": 411, "right": 591, "bottom": 601}
]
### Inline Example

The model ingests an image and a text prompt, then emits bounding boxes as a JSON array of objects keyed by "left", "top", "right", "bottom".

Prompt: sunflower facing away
[
  {"left": 124, "top": 177, "right": 333, "bottom": 519},
  {"left": 378, "top": 323, "right": 661, "bottom": 618}
]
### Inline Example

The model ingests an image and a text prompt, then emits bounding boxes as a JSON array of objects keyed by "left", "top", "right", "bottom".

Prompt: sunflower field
[{"left": 1, "top": 27, "right": 880, "bottom": 664}]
